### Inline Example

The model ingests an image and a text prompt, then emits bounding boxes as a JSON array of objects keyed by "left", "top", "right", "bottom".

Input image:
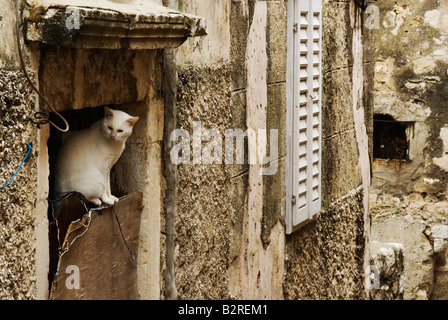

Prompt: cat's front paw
[
  {"left": 111, "top": 195, "right": 119, "bottom": 203},
  {"left": 101, "top": 196, "right": 115, "bottom": 206}
]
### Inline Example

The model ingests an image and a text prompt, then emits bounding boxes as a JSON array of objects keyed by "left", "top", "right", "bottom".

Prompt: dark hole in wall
[
  {"left": 373, "top": 114, "right": 412, "bottom": 161},
  {"left": 47, "top": 104, "right": 125, "bottom": 289}
]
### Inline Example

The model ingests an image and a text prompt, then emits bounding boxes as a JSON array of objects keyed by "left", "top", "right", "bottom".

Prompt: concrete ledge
[{"left": 25, "top": 0, "right": 206, "bottom": 49}]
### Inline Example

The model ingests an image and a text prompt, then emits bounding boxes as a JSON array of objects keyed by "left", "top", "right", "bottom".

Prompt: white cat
[{"left": 54, "top": 106, "right": 139, "bottom": 206}]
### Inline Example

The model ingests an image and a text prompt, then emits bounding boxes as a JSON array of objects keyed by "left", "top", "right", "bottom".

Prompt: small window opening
[
  {"left": 47, "top": 105, "right": 125, "bottom": 204},
  {"left": 373, "top": 114, "right": 413, "bottom": 161}
]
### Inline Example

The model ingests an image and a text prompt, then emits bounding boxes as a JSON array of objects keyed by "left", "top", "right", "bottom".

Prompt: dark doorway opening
[{"left": 47, "top": 104, "right": 125, "bottom": 290}]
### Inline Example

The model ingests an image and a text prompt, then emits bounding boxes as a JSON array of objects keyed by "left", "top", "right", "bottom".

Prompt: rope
[
  {"left": 112, "top": 206, "right": 136, "bottom": 261},
  {"left": 15, "top": 0, "right": 70, "bottom": 132},
  {"left": 0, "top": 142, "right": 32, "bottom": 189}
]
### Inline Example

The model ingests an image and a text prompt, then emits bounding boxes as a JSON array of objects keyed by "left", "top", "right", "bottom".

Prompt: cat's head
[{"left": 101, "top": 106, "right": 139, "bottom": 142}]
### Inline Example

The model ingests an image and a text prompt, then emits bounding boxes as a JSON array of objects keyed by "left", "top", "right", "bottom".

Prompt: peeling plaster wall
[
  {"left": 177, "top": 0, "right": 231, "bottom": 65},
  {"left": 372, "top": 0, "right": 448, "bottom": 196},
  {"left": 371, "top": 0, "right": 448, "bottom": 300}
]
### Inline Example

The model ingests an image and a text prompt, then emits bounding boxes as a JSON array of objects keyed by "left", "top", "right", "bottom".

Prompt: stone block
[
  {"left": 26, "top": 0, "right": 207, "bottom": 50},
  {"left": 228, "top": 90, "right": 249, "bottom": 178},
  {"left": 322, "top": 67, "right": 355, "bottom": 139},
  {"left": 177, "top": 0, "right": 230, "bottom": 65},
  {"left": 174, "top": 63, "right": 233, "bottom": 299},
  {"left": 415, "top": 290, "right": 429, "bottom": 300},
  {"left": 322, "top": 1, "right": 352, "bottom": 73},
  {"left": 266, "top": 1, "right": 287, "bottom": 85},
  {"left": 230, "top": 0, "right": 248, "bottom": 91},
  {"left": 267, "top": 83, "right": 286, "bottom": 158},
  {"left": 371, "top": 215, "right": 435, "bottom": 300},
  {"left": 432, "top": 225, "right": 448, "bottom": 240},
  {"left": 434, "top": 239, "right": 448, "bottom": 254},
  {"left": 284, "top": 186, "right": 366, "bottom": 300},
  {"left": 0, "top": 69, "right": 39, "bottom": 299},
  {"left": 322, "top": 129, "right": 362, "bottom": 201},
  {"left": 39, "top": 47, "right": 161, "bottom": 111}
]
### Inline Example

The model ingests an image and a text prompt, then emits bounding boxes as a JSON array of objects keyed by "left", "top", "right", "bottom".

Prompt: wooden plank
[{"left": 49, "top": 192, "right": 143, "bottom": 300}]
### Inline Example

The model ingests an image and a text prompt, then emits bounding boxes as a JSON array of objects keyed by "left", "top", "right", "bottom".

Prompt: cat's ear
[
  {"left": 127, "top": 116, "right": 139, "bottom": 126},
  {"left": 104, "top": 106, "right": 114, "bottom": 118}
]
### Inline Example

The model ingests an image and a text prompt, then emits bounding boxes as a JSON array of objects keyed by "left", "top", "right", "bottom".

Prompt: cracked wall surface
[{"left": 171, "top": 0, "right": 373, "bottom": 300}]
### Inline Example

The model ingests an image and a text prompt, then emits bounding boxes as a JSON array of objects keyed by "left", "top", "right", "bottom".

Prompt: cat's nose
[{"left": 110, "top": 134, "right": 116, "bottom": 140}]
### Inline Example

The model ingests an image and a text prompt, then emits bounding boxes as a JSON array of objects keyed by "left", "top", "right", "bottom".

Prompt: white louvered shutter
[{"left": 287, "top": 0, "right": 322, "bottom": 232}]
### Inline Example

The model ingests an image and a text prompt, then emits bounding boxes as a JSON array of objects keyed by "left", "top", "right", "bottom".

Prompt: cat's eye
[
  {"left": 118, "top": 129, "right": 123, "bottom": 133},
  {"left": 108, "top": 126, "right": 113, "bottom": 131}
]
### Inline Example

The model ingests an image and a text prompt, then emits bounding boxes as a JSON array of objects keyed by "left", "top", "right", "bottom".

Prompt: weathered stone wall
[
  {"left": 40, "top": 48, "right": 165, "bottom": 300},
  {"left": 284, "top": 187, "right": 366, "bottom": 299},
  {"left": 371, "top": 0, "right": 448, "bottom": 300},
  {"left": 171, "top": 0, "right": 373, "bottom": 300},
  {"left": 0, "top": 70, "right": 39, "bottom": 299},
  {"left": 369, "top": 241, "right": 405, "bottom": 300},
  {"left": 172, "top": 64, "right": 233, "bottom": 299},
  {"left": 1, "top": 0, "right": 375, "bottom": 301},
  {"left": 170, "top": 0, "right": 288, "bottom": 300},
  {"left": 372, "top": 0, "right": 448, "bottom": 196}
]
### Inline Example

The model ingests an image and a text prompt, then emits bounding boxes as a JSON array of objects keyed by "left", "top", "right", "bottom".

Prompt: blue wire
[{"left": 0, "top": 142, "right": 32, "bottom": 190}]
